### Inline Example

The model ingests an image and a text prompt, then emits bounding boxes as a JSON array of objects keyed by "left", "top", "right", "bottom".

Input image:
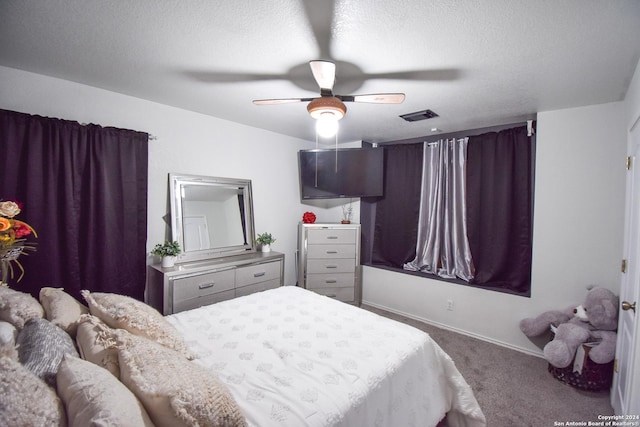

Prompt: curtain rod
[
  {"left": 79, "top": 121, "right": 156, "bottom": 140},
  {"left": 369, "top": 119, "right": 536, "bottom": 147}
]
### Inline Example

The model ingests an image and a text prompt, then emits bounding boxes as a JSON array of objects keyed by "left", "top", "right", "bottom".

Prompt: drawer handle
[
  {"left": 253, "top": 271, "right": 266, "bottom": 278},
  {"left": 199, "top": 283, "right": 215, "bottom": 289},
  {"left": 325, "top": 280, "right": 337, "bottom": 284},
  {"left": 325, "top": 265, "right": 338, "bottom": 269},
  {"left": 326, "top": 236, "right": 338, "bottom": 240},
  {"left": 326, "top": 250, "right": 338, "bottom": 254},
  {"left": 326, "top": 294, "right": 337, "bottom": 298}
]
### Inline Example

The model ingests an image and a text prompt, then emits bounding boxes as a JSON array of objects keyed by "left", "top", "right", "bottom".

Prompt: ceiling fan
[{"left": 252, "top": 60, "right": 405, "bottom": 137}]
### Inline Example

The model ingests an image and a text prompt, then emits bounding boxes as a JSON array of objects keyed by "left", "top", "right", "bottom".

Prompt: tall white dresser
[{"left": 297, "top": 223, "right": 362, "bottom": 305}]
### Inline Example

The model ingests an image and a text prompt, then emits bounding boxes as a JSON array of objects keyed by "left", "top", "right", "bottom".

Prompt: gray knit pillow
[{"left": 17, "top": 317, "right": 79, "bottom": 387}]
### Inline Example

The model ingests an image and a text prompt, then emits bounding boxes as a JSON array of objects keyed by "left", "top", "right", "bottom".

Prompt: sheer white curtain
[{"left": 403, "top": 138, "right": 474, "bottom": 280}]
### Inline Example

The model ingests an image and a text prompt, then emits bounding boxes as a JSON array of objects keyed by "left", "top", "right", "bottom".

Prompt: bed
[
  {"left": 167, "top": 286, "right": 486, "bottom": 427},
  {"left": 1, "top": 284, "right": 485, "bottom": 426}
]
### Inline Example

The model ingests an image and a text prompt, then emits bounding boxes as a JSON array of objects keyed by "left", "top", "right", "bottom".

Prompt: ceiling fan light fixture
[
  {"left": 316, "top": 112, "right": 340, "bottom": 138},
  {"left": 307, "top": 96, "right": 347, "bottom": 120}
]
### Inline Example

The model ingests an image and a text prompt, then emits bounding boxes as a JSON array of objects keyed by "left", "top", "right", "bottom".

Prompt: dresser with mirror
[{"left": 147, "top": 174, "right": 284, "bottom": 315}]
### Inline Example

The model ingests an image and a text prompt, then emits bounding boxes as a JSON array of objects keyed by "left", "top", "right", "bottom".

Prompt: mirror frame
[{"left": 169, "top": 173, "right": 256, "bottom": 263}]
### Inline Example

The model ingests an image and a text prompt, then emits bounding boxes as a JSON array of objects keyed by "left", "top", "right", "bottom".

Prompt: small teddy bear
[{"left": 519, "top": 287, "right": 618, "bottom": 368}]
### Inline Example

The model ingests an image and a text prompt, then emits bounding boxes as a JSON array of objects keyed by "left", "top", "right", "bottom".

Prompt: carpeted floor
[{"left": 364, "top": 305, "right": 614, "bottom": 427}]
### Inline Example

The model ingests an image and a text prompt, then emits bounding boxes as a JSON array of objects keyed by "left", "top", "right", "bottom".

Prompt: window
[{"left": 361, "top": 123, "right": 535, "bottom": 296}]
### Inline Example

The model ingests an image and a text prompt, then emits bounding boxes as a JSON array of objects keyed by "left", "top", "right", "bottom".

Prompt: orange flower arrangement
[{"left": 0, "top": 200, "right": 37, "bottom": 284}]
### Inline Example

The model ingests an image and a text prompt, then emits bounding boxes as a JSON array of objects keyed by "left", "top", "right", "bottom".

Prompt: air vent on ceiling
[{"left": 400, "top": 109, "right": 439, "bottom": 122}]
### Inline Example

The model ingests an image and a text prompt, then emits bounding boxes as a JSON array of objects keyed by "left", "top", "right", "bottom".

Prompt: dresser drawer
[
  {"left": 307, "top": 258, "right": 355, "bottom": 274},
  {"left": 307, "top": 244, "right": 355, "bottom": 259},
  {"left": 307, "top": 228, "right": 357, "bottom": 245},
  {"left": 172, "top": 269, "right": 235, "bottom": 302},
  {"left": 311, "top": 286, "right": 355, "bottom": 302},
  {"left": 236, "top": 260, "right": 281, "bottom": 287},
  {"left": 306, "top": 273, "right": 354, "bottom": 289},
  {"left": 235, "top": 278, "right": 280, "bottom": 298},
  {"left": 173, "top": 289, "right": 235, "bottom": 312}
]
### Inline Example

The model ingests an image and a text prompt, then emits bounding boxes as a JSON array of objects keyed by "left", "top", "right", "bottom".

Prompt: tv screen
[{"left": 298, "top": 148, "right": 384, "bottom": 199}]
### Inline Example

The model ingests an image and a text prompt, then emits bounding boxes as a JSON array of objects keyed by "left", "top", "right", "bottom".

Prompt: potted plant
[
  {"left": 151, "top": 240, "right": 181, "bottom": 267},
  {"left": 255, "top": 232, "right": 275, "bottom": 253}
]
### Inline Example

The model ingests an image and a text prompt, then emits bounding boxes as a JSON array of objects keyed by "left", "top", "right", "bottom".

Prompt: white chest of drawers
[
  {"left": 147, "top": 251, "right": 284, "bottom": 315},
  {"left": 298, "top": 223, "right": 361, "bottom": 305}
]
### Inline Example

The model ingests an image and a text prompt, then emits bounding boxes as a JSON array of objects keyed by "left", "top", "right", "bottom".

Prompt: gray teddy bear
[{"left": 519, "top": 287, "right": 618, "bottom": 368}]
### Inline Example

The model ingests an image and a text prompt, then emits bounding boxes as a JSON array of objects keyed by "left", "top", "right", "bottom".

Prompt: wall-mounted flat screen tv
[{"left": 298, "top": 148, "right": 384, "bottom": 199}]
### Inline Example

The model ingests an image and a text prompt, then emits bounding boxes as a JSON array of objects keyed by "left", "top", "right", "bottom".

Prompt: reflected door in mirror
[{"left": 183, "top": 215, "right": 210, "bottom": 251}]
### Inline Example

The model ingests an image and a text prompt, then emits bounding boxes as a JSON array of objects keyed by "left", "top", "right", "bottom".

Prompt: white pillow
[
  {"left": 57, "top": 354, "right": 154, "bottom": 427},
  {"left": 39, "top": 287, "right": 89, "bottom": 338},
  {"left": 0, "top": 350, "right": 67, "bottom": 426},
  {"left": 0, "top": 285, "right": 44, "bottom": 329},
  {"left": 115, "top": 330, "right": 247, "bottom": 427},
  {"left": 0, "top": 321, "right": 17, "bottom": 346},
  {"left": 75, "top": 315, "right": 120, "bottom": 378},
  {"left": 81, "top": 290, "right": 194, "bottom": 360}
]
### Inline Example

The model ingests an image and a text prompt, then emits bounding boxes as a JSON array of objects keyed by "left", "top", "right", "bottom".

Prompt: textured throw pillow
[
  {"left": 75, "top": 315, "right": 120, "bottom": 378},
  {"left": 57, "top": 354, "right": 154, "bottom": 427},
  {"left": 0, "top": 285, "right": 44, "bottom": 329},
  {"left": 17, "top": 317, "right": 79, "bottom": 387},
  {"left": 0, "top": 321, "right": 17, "bottom": 346},
  {"left": 0, "top": 348, "right": 67, "bottom": 426},
  {"left": 39, "top": 287, "right": 89, "bottom": 338},
  {"left": 81, "top": 290, "right": 194, "bottom": 360},
  {"left": 115, "top": 331, "right": 247, "bottom": 427}
]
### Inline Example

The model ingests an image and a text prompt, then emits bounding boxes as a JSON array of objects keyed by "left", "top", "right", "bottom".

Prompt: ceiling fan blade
[
  {"left": 252, "top": 97, "right": 315, "bottom": 105},
  {"left": 301, "top": 0, "right": 334, "bottom": 59},
  {"left": 339, "top": 93, "right": 406, "bottom": 104},
  {"left": 309, "top": 60, "right": 336, "bottom": 92}
]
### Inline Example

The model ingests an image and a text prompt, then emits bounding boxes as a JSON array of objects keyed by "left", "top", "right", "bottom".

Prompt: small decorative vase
[
  {"left": 261, "top": 244, "right": 271, "bottom": 253},
  {"left": 0, "top": 260, "right": 9, "bottom": 286},
  {"left": 162, "top": 256, "right": 177, "bottom": 268},
  {"left": 341, "top": 220, "right": 351, "bottom": 224},
  {"left": 1, "top": 249, "right": 22, "bottom": 286}
]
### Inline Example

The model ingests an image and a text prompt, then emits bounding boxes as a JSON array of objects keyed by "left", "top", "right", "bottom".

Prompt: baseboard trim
[{"left": 362, "top": 299, "right": 544, "bottom": 359}]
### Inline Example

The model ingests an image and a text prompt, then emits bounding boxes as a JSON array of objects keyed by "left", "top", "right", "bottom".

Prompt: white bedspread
[{"left": 167, "top": 286, "right": 486, "bottom": 427}]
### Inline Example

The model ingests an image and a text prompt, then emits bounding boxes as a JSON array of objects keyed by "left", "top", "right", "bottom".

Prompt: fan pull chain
[
  {"left": 335, "top": 132, "right": 338, "bottom": 173},
  {"left": 314, "top": 131, "right": 319, "bottom": 187}
]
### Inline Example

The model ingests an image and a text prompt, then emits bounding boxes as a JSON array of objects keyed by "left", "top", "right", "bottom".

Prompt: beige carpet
[{"left": 364, "top": 305, "right": 614, "bottom": 427}]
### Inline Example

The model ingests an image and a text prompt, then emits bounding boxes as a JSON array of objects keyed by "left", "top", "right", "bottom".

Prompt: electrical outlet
[{"left": 446, "top": 299, "right": 454, "bottom": 311}]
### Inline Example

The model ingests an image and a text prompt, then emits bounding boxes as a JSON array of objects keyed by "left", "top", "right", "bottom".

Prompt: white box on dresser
[
  {"left": 298, "top": 223, "right": 362, "bottom": 305},
  {"left": 147, "top": 251, "right": 284, "bottom": 315}
]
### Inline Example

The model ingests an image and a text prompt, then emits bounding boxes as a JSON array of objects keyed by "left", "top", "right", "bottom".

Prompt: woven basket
[{"left": 547, "top": 337, "right": 614, "bottom": 392}]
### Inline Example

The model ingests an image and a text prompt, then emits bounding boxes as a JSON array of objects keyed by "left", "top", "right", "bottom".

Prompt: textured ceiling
[{"left": 1, "top": 0, "right": 639, "bottom": 144}]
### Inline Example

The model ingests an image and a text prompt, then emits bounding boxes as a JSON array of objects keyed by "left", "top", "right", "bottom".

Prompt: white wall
[
  {"left": 2, "top": 63, "right": 633, "bottom": 355},
  {"left": 0, "top": 65, "right": 350, "bottom": 287},
  {"left": 628, "top": 59, "right": 640, "bottom": 131},
  {"left": 363, "top": 99, "right": 628, "bottom": 356}
]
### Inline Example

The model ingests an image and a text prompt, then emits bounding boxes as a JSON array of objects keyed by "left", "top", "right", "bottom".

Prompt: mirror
[{"left": 169, "top": 174, "right": 256, "bottom": 263}]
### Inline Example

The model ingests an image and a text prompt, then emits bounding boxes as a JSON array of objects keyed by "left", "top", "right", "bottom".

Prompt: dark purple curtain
[
  {"left": 365, "top": 124, "right": 534, "bottom": 296},
  {"left": 0, "top": 109, "right": 148, "bottom": 301},
  {"left": 370, "top": 143, "right": 423, "bottom": 266},
  {"left": 466, "top": 126, "right": 534, "bottom": 295}
]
